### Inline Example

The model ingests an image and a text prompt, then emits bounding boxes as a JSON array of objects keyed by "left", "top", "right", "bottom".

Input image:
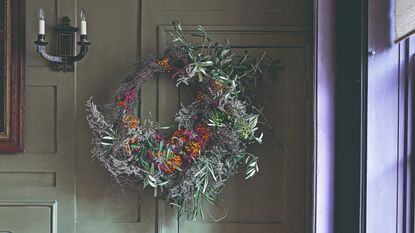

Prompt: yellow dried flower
[
  {"left": 157, "top": 58, "right": 171, "bottom": 72},
  {"left": 122, "top": 114, "right": 140, "bottom": 129}
]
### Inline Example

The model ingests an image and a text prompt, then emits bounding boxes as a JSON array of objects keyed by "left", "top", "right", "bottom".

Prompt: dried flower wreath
[{"left": 86, "top": 22, "right": 274, "bottom": 220}]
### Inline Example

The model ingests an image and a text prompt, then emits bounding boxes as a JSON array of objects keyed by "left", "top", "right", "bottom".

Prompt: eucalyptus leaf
[{"left": 99, "top": 142, "right": 113, "bottom": 146}]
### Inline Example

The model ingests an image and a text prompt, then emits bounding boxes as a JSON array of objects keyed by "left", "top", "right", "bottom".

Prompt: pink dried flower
[{"left": 122, "top": 88, "right": 137, "bottom": 107}]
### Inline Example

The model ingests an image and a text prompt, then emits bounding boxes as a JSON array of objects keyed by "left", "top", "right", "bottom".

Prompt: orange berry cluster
[
  {"left": 170, "top": 126, "right": 211, "bottom": 159},
  {"left": 157, "top": 58, "right": 172, "bottom": 72},
  {"left": 116, "top": 96, "right": 126, "bottom": 108},
  {"left": 122, "top": 114, "right": 140, "bottom": 129},
  {"left": 195, "top": 125, "right": 211, "bottom": 144},
  {"left": 184, "top": 141, "right": 202, "bottom": 158},
  {"left": 153, "top": 150, "right": 183, "bottom": 174},
  {"left": 165, "top": 155, "right": 183, "bottom": 174}
]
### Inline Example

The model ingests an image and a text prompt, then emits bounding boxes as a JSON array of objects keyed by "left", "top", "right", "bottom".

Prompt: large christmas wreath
[{"left": 86, "top": 22, "right": 273, "bottom": 220}]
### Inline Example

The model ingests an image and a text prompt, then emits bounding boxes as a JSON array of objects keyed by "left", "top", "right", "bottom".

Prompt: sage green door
[
  {"left": 0, "top": 0, "right": 312, "bottom": 233},
  {"left": 0, "top": 0, "right": 155, "bottom": 233},
  {"left": 142, "top": 1, "right": 313, "bottom": 233}
]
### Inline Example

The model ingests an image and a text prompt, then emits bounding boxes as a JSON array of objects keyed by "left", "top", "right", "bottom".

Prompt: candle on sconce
[
  {"left": 38, "top": 8, "right": 45, "bottom": 35},
  {"left": 33, "top": 7, "right": 91, "bottom": 72},
  {"left": 80, "top": 8, "right": 87, "bottom": 35}
]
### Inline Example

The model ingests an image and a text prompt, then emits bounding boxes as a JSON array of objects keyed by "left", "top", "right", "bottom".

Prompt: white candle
[
  {"left": 38, "top": 8, "right": 45, "bottom": 35},
  {"left": 80, "top": 8, "right": 87, "bottom": 35},
  {"left": 81, "top": 20, "right": 87, "bottom": 35},
  {"left": 39, "top": 19, "right": 45, "bottom": 35}
]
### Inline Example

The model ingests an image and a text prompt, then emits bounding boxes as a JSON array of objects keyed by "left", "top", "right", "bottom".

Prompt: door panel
[
  {"left": 0, "top": 0, "right": 76, "bottom": 232},
  {"left": 2, "top": 0, "right": 156, "bottom": 233},
  {"left": 158, "top": 31, "right": 311, "bottom": 233},
  {"left": 76, "top": 0, "right": 156, "bottom": 232},
  {"left": 142, "top": 1, "right": 312, "bottom": 232},
  {"left": 0, "top": 204, "right": 54, "bottom": 233}
]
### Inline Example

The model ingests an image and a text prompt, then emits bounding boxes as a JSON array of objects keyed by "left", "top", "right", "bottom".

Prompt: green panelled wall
[{"left": 0, "top": 1, "right": 312, "bottom": 233}]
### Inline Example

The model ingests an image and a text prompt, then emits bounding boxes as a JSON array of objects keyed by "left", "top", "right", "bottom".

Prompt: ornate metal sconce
[{"left": 34, "top": 8, "right": 91, "bottom": 72}]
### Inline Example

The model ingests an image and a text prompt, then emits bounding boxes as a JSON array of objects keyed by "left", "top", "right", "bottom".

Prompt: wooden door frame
[{"left": 313, "top": 0, "right": 368, "bottom": 232}]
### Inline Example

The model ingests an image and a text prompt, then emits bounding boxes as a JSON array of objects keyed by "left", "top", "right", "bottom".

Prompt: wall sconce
[{"left": 34, "top": 8, "right": 91, "bottom": 72}]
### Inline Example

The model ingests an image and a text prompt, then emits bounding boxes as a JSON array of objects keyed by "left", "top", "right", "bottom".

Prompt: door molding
[{"left": 157, "top": 25, "right": 314, "bottom": 233}]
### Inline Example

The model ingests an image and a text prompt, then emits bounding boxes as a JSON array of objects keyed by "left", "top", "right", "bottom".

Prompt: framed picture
[{"left": 0, "top": 0, "right": 24, "bottom": 153}]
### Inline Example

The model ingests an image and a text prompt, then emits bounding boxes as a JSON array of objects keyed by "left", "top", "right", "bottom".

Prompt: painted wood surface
[
  {"left": 0, "top": 0, "right": 313, "bottom": 232},
  {"left": 367, "top": 0, "right": 414, "bottom": 232},
  {"left": 315, "top": 0, "right": 336, "bottom": 232},
  {"left": 142, "top": 1, "right": 313, "bottom": 232}
]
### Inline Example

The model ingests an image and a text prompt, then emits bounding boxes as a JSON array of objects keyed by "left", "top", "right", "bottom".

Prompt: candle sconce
[{"left": 34, "top": 9, "right": 90, "bottom": 72}]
